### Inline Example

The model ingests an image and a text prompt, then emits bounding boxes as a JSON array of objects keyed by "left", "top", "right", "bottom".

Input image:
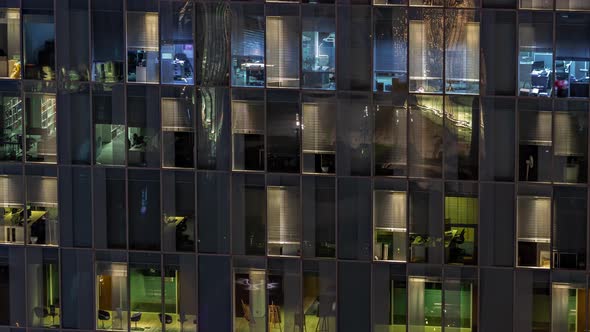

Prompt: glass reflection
[
  {"left": 302, "top": 6, "right": 335, "bottom": 90},
  {"left": 25, "top": 94, "right": 57, "bottom": 163}
]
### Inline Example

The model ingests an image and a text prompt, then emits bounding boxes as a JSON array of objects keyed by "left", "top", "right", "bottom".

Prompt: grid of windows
[{"left": 0, "top": 0, "right": 589, "bottom": 331}]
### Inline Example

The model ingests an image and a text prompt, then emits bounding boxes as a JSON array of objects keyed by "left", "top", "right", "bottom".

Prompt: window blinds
[
  {"left": 554, "top": 112, "right": 585, "bottom": 156},
  {"left": 127, "top": 12, "right": 159, "bottom": 51},
  {"left": 519, "top": 111, "right": 552, "bottom": 146},
  {"left": 26, "top": 176, "right": 58, "bottom": 207},
  {"left": 266, "top": 16, "right": 299, "bottom": 87},
  {"left": 517, "top": 196, "right": 550, "bottom": 242},
  {"left": 267, "top": 186, "right": 300, "bottom": 244},
  {"left": 162, "top": 98, "right": 193, "bottom": 131},
  {"left": 0, "top": 175, "right": 23, "bottom": 205},
  {"left": 374, "top": 190, "right": 407, "bottom": 230},
  {"left": 302, "top": 103, "right": 335, "bottom": 154},
  {"left": 232, "top": 100, "right": 264, "bottom": 135}
]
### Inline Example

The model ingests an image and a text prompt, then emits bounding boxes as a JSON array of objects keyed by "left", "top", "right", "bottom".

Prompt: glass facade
[{"left": 1, "top": 0, "right": 590, "bottom": 331}]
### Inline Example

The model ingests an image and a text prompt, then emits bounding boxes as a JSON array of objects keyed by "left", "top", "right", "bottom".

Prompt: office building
[{"left": 0, "top": 0, "right": 589, "bottom": 331}]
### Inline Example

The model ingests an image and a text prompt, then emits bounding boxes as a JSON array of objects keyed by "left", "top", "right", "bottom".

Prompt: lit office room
[
  {"left": 554, "top": 13, "right": 590, "bottom": 98},
  {"left": 160, "top": 0, "right": 193, "bottom": 85},
  {"left": 0, "top": 172, "right": 24, "bottom": 244},
  {"left": 127, "top": 0, "right": 159, "bottom": 83},
  {"left": 0, "top": 84, "right": 22, "bottom": 162},
  {"left": 231, "top": 4, "right": 265, "bottom": 88},
  {"left": 26, "top": 171, "right": 58, "bottom": 246},
  {"left": 518, "top": 12, "right": 553, "bottom": 97},
  {"left": 96, "top": 253, "right": 197, "bottom": 332},
  {"left": 406, "top": 269, "right": 477, "bottom": 332}
]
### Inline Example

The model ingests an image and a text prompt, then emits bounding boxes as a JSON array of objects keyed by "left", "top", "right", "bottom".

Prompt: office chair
[
  {"left": 130, "top": 312, "right": 143, "bottom": 331},
  {"left": 33, "top": 307, "right": 49, "bottom": 327},
  {"left": 98, "top": 310, "right": 110, "bottom": 329},
  {"left": 158, "top": 313, "right": 173, "bottom": 325}
]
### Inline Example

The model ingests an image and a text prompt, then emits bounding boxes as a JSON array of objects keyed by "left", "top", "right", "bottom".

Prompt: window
[
  {"left": 58, "top": 166, "right": 92, "bottom": 248},
  {"left": 56, "top": 0, "right": 89, "bottom": 82},
  {"left": 195, "top": 1, "right": 230, "bottom": 86},
  {"left": 231, "top": 4, "right": 265, "bottom": 87},
  {"left": 0, "top": 246, "right": 25, "bottom": 327},
  {"left": 93, "top": 168, "right": 126, "bottom": 249},
  {"left": 552, "top": 187, "right": 586, "bottom": 270},
  {"left": 338, "top": 262, "right": 371, "bottom": 332},
  {"left": 445, "top": 10, "right": 479, "bottom": 95},
  {"left": 0, "top": 169, "right": 24, "bottom": 244},
  {"left": 443, "top": 268, "right": 477, "bottom": 332},
  {"left": 337, "top": 6, "right": 371, "bottom": 91},
  {"left": 557, "top": 0, "right": 590, "bottom": 10},
  {"left": 267, "top": 90, "right": 300, "bottom": 173},
  {"left": 519, "top": 12, "right": 553, "bottom": 97},
  {"left": 0, "top": 82, "right": 22, "bottom": 162},
  {"left": 162, "top": 171, "right": 195, "bottom": 252},
  {"left": 551, "top": 273, "right": 586, "bottom": 332},
  {"left": 372, "top": 264, "right": 407, "bottom": 332},
  {"left": 129, "top": 253, "right": 161, "bottom": 331},
  {"left": 232, "top": 89, "right": 265, "bottom": 171},
  {"left": 518, "top": 99, "right": 553, "bottom": 182},
  {"left": 302, "top": 93, "right": 336, "bottom": 174},
  {"left": 444, "top": 182, "right": 478, "bottom": 265},
  {"left": 555, "top": 14, "right": 590, "bottom": 98},
  {"left": 444, "top": 96, "right": 479, "bottom": 180},
  {"left": 164, "top": 254, "right": 198, "bottom": 332},
  {"left": 267, "top": 259, "right": 301, "bottom": 332},
  {"left": 302, "top": 176, "right": 336, "bottom": 258},
  {"left": 266, "top": 4, "right": 300, "bottom": 88},
  {"left": 231, "top": 173, "right": 266, "bottom": 256},
  {"left": 481, "top": 10, "right": 516, "bottom": 96},
  {"left": 337, "top": 92, "right": 371, "bottom": 176},
  {"left": 57, "top": 85, "right": 91, "bottom": 165},
  {"left": 408, "top": 275, "right": 442, "bottom": 331},
  {"left": 553, "top": 100, "right": 588, "bottom": 183},
  {"left": 515, "top": 270, "right": 550, "bottom": 331},
  {"left": 233, "top": 257, "right": 266, "bottom": 331},
  {"left": 408, "top": 95, "right": 443, "bottom": 178},
  {"left": 93, "top": 84, "right": 125, "bottom": 166},
  {"left": 25, "top": 92, "right": 57, "bottom": 163},
  {"left": 338, "top": 177, "right": 372, "bottom": 260},
  {"left": 374, "top": 95, "right": 407, "bottom": 176},
  {"left": 127, "top": 85, "right": 160, "bottom": 168},
  {"left": 303, "top": 260, "right": 336, "bottom": 332},
  {"left": 26, "top": 168, "right": 58, "bottom": 246},
  {"left": 196, "top": 87, "right": 230, "bottom": 170},
  {"left": 373, "top": 186, "right": 407, "bottom": 262},
  {"left": 96, "top": 251, "right": 128, "bottom": 331},
  {"left": 161, "top": 86, "right": 195, "bottom": 168},
  {"left": 516, "top": 185, "right": 552, "bottom": 268},
  {"left": 520, "top": 0, "right": 553, "bottom": 9},
  {"left": 0, "top": 6, "right": 21, "bottom": 79},
  {"left": 61, "top": 249, "right": 93, "bottom": 329},
  {"left": 373, "top": 7, "right": 407, "bottom": 93},
  {"left": 26, "top": 247, "right": 59, "bottom": 328},
  {"left": 23, "top": 0, "right": 55, "bottom": 80},
  {"left": 198, "top": 256, "right": 231, "bottom": 331},
  {"left": 409, "top": 181, "right": 443, "bottom": 264},
  {"left": 160, "top": 0, "right": 194, "bottom": 85},
  {"left": 267, "top": 175, "right": 300, "bottom": 257},
  {"left": 302, "top": 5, "right": 335, "bottom": 90},
  {"left": 409, "top": 8, "right": 443, "bottom": 94},
  {"left": 197, "top": 172, "right": 230, "bottom": 254},
  {"left": 480, "top": 98, "right": 515, "bottom": 182},
  {"left": 480, "top": 268, "right": 513, "bottom": 331},
  {"left": 126, "top": 0, "right": 159, "bottom": 83},
  {"left": 91, "top": 0, "right": 124, "bottom": 83},
  {"left": 480, "top": 183, "right": 515, "bottom": 267},
  {"left": 128, "top": 170, "right": 160, "bottom": 251}
]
